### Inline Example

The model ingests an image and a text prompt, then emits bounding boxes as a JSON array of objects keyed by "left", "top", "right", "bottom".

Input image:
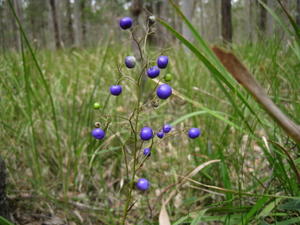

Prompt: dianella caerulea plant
[{"left": 91, "top": 15, "right": 201, "bottom": 224}]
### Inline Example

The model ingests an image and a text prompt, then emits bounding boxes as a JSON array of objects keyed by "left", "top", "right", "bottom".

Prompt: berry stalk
[{"left": 121, "top": 28, "right": 147, "bottom": 225}]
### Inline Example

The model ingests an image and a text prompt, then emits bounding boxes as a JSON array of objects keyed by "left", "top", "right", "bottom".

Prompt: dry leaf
[
  {"left": 212, "top": 46, "right": 300, "bottom": 143},
  {"left": 159, "top": 203, "right": 171, "bottom": 225},
  {"left": 165, "top": 160, "right": 220, "bottom": 204}
]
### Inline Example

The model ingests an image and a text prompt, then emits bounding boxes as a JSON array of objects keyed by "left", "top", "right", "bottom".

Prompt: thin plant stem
[
  {"left": 121, "top": 80, "right": 143, "bottom": 225},
  {"left": 121, "top": 26, "right": 150, "bottom": 225}
]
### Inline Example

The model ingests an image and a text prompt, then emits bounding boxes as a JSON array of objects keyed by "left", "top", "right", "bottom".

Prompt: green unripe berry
[
  {"left": 93, "top": 102, "right": 101, "bottom": 109},
  {"left": 164, "top": 73, "right": 172, "bottom": 82}
]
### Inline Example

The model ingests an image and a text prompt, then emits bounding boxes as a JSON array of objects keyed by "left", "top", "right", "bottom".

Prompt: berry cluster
[{"left": 90, "top": 16, "right": 202, "bottom": 222}]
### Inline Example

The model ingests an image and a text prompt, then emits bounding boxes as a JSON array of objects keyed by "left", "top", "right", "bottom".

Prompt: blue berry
[
  {"left": 91, "top": 128, "right": 105, "bottom": 139},
  {"left": 157, "top": 56, "right": 168, "bottom": 69},
  {"left": 156, "top": 131, "right": 164, "bottom": 139},
  {"left": 143, "top": 148, "right": 151, "bottom": 156},
  {"left": 125, "top": 56, "right": 136, "bottom": 68},
  {"left": 136, "top": 178, "right": 150, "bottom": 191},
  {"left": 119, "top": 17, "right": 133, "bottom": 30},
  {"left": 140, "top": 127, "right": 153, "bottom": 141},
  {"left": 110, "top": 85, "right": 122, "bottom": 96},
  {"left": 188, "top": 128, "right": 201, "bottom": 139},
  {"left": 156, "top": 84, "right": 172, "bottom": 99},
  {"left": 163, "top": 124, "right": 172, "bottom": 133},
  {"left": 147, "top": 66, "right": 160, "bottom": 78}
]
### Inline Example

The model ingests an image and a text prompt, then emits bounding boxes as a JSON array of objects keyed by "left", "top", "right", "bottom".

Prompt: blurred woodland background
[{"left": 1, "top": 0, "right": 300, "bottom": 51}]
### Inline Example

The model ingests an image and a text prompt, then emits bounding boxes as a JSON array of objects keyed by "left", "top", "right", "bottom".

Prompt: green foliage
[
  {"left": 0, "top": 217, "right": 14, "bottom": 225},
  {"left": 155, "top": 0, "right": 300, "bottom": 224},
  {"left": 0, "top": 0, "right": 300, "bottom": 224},
  {"left": 1, "top": 40, "right": 300, "bottom": 225},
  {"left": 278, "top": 199, "right": 300, "bottom": 211}
]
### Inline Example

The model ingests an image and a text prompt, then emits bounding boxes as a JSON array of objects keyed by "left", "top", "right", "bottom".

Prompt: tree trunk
[
  {"left": 266, "top": 0, "right": 274, "bottom": 36},
  {"left": 181, "top": 0, "right": 194, "bottom": 42},
  {"left": 297, "top": 0, "right": 300, "bottom": 27},
  {"left": 221, "top": 0, "right": 232, "bottom": 43},
  {"left": 6, "top": 0, "right": 20, "bottom": 50},
  {"left": 80, "top": 0, "right": 86, "bottom": 45},
  {"left": 74, "top": 0, "right": 81, "bottom": 47},
  {"left": 246, "top": 0, "right": 253, "bottom": 42},
  {"left": 131, "top": 0, "right": 143, "bottom": 19},
  {"left": 259, "top": 0, "right": 267, "bottom": 33},
  {"left": 49, "top": 0, "right": 61, "bottom": 49},
  {"left": 0, "top": 157, "right": 9, "bottom": 220},
  {"left": 130, "top": 0, "right": 143, "bottom": 58},
  {"left": 66, "top": 0, "right": 74, "bottom": 46},
  {"left": 156, "top": 0, "right": 171, "bottom": 46},
  {"left": 145, "top": 1, "right": 157, "bottom": 46},
  {"left": 213, "top": 0, "right": 220, "bottom": 42},
  {"left": 199, "top": 0, "right": 205, "bottom": 38},
  {"left": 12, "top": 0, "right": 21, "bottom": 51},
  {"left": 0, "top": 3, "right": 6, "bottom": 51}
]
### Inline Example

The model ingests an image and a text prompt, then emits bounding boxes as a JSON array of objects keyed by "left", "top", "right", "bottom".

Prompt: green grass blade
[
  {"left": 257, "top": 198, "right": 283, "bottom": 219},
  {"left": 276, "top": 0, "right": 300, "bottom": 43},
  {"left": 191, "top": 209, "right": 208, "bottom": 225},
  {"left": 276, "top": 217, "right": 300, "bottom": 225},
  {"left": 259, "top": 0, "right": 294, "bottom": 38},
  {"left": 278, "top": 199, "right": 300, "bottom": 211},
  {"left": 20, "top": 37, "right": 42, "bottom": 187},
  {"left": 167, "top": 0, "right": 214, "bottom": 60},
  {"left": 238, "top": 196, "right": 269, "bottom": 225},
  {"left": 167, "top": 0, "right": 269, "bottom": 127},
  {"left": 173, "top": 215, "right": 190, "bottom": 225},
  {"left": 0, "top": 217, "right": 14, "bottom": 225},
  {"left": 7, "top": 0, "right": 61, "bottom": 157},
  {"left": 170, "top": 110, "right": 247, "bottom": 134},
  {"left": 157, "top": 18, "right": 259, "bottom": 132}
]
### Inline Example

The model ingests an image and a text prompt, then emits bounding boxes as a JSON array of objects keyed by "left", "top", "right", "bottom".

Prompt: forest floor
[{"left": 1, "top": 40, "right": 300, "bottom": 224}]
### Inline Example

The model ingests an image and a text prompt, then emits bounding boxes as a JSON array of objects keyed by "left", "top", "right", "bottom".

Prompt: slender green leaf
[
  {"left": 173, "top": 216, "right": 190, "bottom": 225},
  {"left": 275, "top": 0, "right": 300, "bottom": 43},
  {"left": 165, "top": 0, "right": 263, "bottom": 127},
  {"left": 238, "top": 196, "right": 270, "bottom": 225},
  {"left": 276, "top": 217, "right": 300, "bottom": 225},
  {"left": 7, "top": 0, "right": 61, "bottom": 161},
  {"left": 157, "top": 18, "right": 260, "bottom": 133},
  {"left": 0, "top": 217, "right": 14, "bottom": 225},
  {"left": 278, "top": 199, "right": 300, "bottom": 211},
  {"left": 191, "top": 209, "right": 208, "bottom": 225},
  {"left": 257, "top": 198, "right": 283, "bottom": 219},
  {"left": 170, "top": 110, "right": 247, "bottom": 134}
]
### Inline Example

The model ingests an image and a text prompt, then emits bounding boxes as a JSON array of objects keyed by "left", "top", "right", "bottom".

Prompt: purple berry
[
  {"left": 136, "top": 178, "right": 150, "bottom": 191},
  {"left": 110, "top": 85, "right": 122, "bottom": 96},
  {"left": 140, "top": 127, "right": 154, "bottom": 141},
  {"left": 156, "top": 131, "right": 164, "bottom": 139},
  {"left": 157, "top": 56, "right": 168, "bottom": 69},
  {"left": 143, "top": 148, "right": 151, "bottom": 156},
  {"left": 163, "top": 124, "right": 172, "bottom": 133},
  {"left": 147, "top": 66, "right": 160, "bottom": 78},
  {"left": 125, "top": 56, "right": 136, "bottom": 68},
  {"left": 188, "top": 128, "right": 201, "bottom": 139},
  {"left": 91, "top": 128, "right": 105, "bottom": 139},
  {"left": 119, "top": 17, "right": 133, "bottom": 30},
  {"left": 156, "top": 84, "right": 172, "bottom": 99}
]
